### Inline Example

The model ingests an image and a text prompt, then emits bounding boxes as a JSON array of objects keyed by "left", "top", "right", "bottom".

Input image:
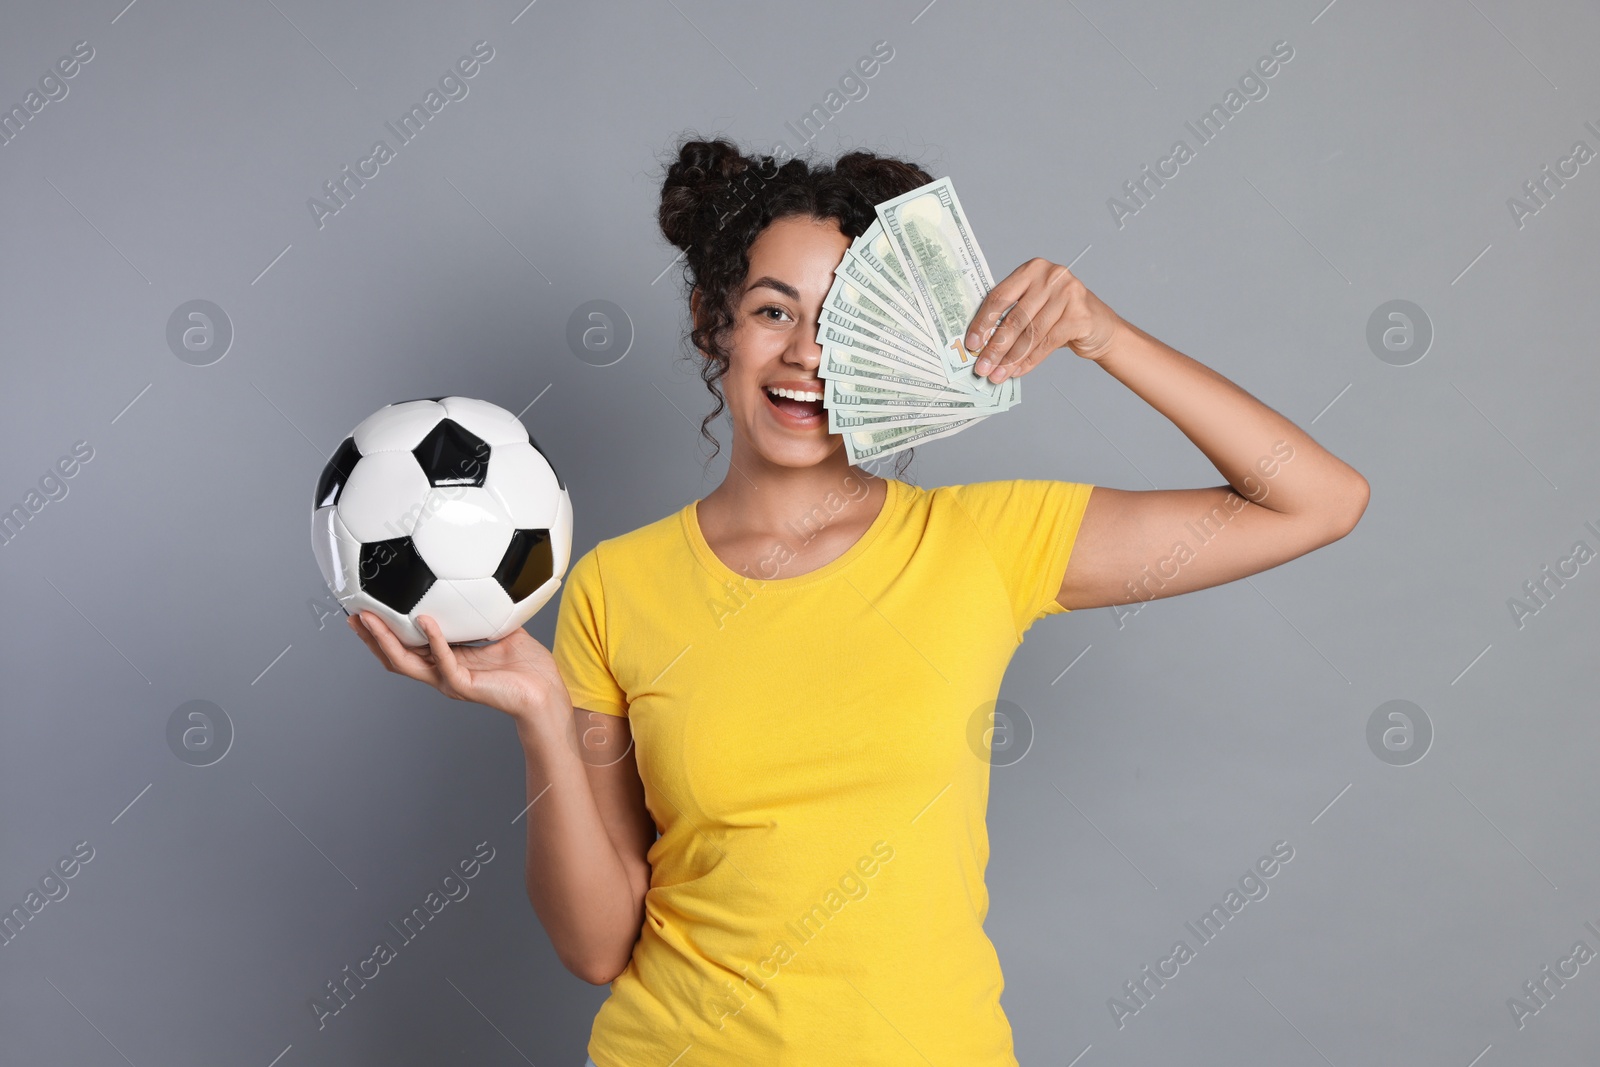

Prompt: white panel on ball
[
  {"left": 512, "top": 577, "right": 561, "bottom": 623},
  {"left": 409, "top": 578, "right": 518, "bottom": 643},
  {"left": 441, "top": 396, "right": 531, "bottom": 447},
  {"left": 547, "top": 488, "right": 573, "bottom": 582},
  {"left": 311, "top": 506, "right": 348, "bottom": 597},
  {"left": 352, "top": 400, "right": 446, "bottom": 454},
  {"left": 366, "top": 597, "right": 425, "bottom": 646},
  {"left": 411, "top": 487, "right": 515, "bottom": 580},
  {"left": 337, "top": 452, "right": 433, "bottom": 542},
  {"left": 483, "top": 441, "right": 562, "bottom": 527},
  {"left": 328, "top": 509, "right": 367, "bottom": 605}
]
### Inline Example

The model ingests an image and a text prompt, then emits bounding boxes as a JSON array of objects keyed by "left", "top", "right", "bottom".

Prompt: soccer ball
[{"left": 310, "top": 396, "right": 572, "bottom": 647}]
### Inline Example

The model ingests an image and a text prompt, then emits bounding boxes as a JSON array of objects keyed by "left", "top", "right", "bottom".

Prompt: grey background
[{"left": 2, "top": 0, "right": 1596, "bottom": 1064}]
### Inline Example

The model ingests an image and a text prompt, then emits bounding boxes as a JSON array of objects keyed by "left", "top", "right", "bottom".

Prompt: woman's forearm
[
  {"left": 515, "top": 704, "right": 644, "bottom": 984},
  {"left": 1093, "top": 317, "right": 1368, "bottom": 521}
]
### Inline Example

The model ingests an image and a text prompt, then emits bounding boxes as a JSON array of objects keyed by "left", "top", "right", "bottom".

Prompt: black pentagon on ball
[
  {"left": 528, "top": 434, "right": 565, "bottom": 491},
  {"left": 395, "top": 396, "right": 447, "bottom": 404},
  {"left": 494, "top": 528, "right": 554, "bottom": 602},
  {"left": 413, "top": 418, "right": 491, "bottom": 488},
  {"left": 359, "top": 536, "right": 436, "bottom": 614},
  {"left": 315, "top": 436, "right": 362, "bottom": 508}
]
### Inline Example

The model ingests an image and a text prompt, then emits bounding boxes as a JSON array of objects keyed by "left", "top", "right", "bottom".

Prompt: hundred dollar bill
[
  {"left": 820, "top": 344, "right": 979, "bottom": 398},
  {"left": 830, "top": 406, "right": 979, "bottom": 432},
  {"left": 825, "top": 376, "right": 1004, "bottom": 412},
  {"left": 817, "top": 324, "right": 950, "bottom": 384},
  {"left": 817, "top": 306, "right": 941, "bottom": 374},
  {"left": 817, "top": 178, "right": 1025, "bottom": 458},
  {"left": 842, "top": 412, "right": 989, "bottom": 464},
  {"left": 827, "top": 377, "right": 1015, "bottom": 423},
  {"left": 826, "top": 379, "right": 998, "bottom": 432},
  {"left": 820, "top": 338, "right": 1020, "bottom": 410},
  {"left": 855, "top": 220, "right": 921, "bottom": 317},
  {"left": 825, "top": 313, "right": 997, "bottom": 402},
  {"left": 835, "top": 249, "right": 930, "bottom": 340},
  {"left": 875, "top": 177, "right": 1001, "bottom": 395},
  {"left": 820, "top": 274, "right": 942, "bottom": 365},
  {"left": 994, "top": 367, "right": 1021, "bottom": 407},
  {"left": 821, "top": 322, "right": 1021, "bottom": 408}
]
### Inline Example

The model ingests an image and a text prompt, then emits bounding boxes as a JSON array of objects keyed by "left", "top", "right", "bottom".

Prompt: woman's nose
[{"left": 789, "top": 323, "right": 823, "bottom": 369}]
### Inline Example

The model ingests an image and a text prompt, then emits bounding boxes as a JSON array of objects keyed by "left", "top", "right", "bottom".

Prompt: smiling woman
[
  {"left": 348, "top": 133, "right": 1368, "bottom": 1067},
  {"left": 529, "top": 139, "right": 1109, "bottom": 1067},
  {"left": 660, "top": 141, "right": 934, "bottom": 483}
]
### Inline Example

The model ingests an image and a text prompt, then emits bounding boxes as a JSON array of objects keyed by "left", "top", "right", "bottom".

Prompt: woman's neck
[{"left": 697, "top": 452, "right": 887, "bottom": 549}]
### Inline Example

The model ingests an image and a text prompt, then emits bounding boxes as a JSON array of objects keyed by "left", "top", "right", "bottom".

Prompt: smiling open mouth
[{"left": 764, "top": 385, "right": 825, "bottom": 422}]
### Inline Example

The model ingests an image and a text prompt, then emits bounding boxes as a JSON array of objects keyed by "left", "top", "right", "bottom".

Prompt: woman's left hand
[{"left": 964, "top": 259, "right": 1124, "bottom": 382}]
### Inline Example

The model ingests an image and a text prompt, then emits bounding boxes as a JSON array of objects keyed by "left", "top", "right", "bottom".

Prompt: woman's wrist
[
  {"left": 512, "top": 690, "right": 573, "bottom": 746},
  {"left": 1083, "top": 314, "right": 1137, "bottom": 369}
]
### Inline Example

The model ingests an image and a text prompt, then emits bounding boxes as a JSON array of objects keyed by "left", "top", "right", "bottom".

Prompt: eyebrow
[{"left": 744, "top": 275, "right": 800, "bottom": 301}]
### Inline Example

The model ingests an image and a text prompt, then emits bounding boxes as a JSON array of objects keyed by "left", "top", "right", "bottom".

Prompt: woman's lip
[{"left": 763, "top": 386, "right": 827, "bottom": 429}]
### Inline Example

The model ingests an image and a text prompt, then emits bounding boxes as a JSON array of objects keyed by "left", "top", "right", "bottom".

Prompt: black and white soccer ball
[{"left": 311, "top": 396, "right": 572, "bottom": 647}]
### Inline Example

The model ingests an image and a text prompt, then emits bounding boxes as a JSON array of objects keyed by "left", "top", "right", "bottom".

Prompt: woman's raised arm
[{"left": 959, "top": 260, "right": 1369, "bottom": 610}]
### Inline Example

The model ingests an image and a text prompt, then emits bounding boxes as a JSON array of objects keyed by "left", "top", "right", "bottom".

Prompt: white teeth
[{"left": 765, "top": 386, "right": 822, "bottom": 402}]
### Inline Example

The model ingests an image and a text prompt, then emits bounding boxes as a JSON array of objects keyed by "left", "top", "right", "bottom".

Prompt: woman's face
[{"left": 704, "top": 214, "right": 852, "bottom": 471}]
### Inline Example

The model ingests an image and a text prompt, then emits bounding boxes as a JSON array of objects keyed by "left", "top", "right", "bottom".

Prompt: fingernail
[
  {"left": 992, "top": 366, "right": 1010, "bottom": 382},
  {"left": 966, "top": 332, "right": 981, "bottom": 351},
  {"left": 974, "top": 357, "right": 992, "bottom": 374}
]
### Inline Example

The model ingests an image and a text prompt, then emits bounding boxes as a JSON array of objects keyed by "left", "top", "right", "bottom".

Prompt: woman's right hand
[{"left": 347, "top": 610, "right": 569, "bottom": 726}]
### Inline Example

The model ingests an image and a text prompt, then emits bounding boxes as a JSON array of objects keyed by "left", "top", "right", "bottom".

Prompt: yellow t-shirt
[{"left": 552, "top": 476, "right": 1096, "bottom": 1066}]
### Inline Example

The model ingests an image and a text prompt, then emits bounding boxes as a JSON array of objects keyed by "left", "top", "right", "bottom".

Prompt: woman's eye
[{"left": 758, "top": 305, "right": 790, "bottom": 322}]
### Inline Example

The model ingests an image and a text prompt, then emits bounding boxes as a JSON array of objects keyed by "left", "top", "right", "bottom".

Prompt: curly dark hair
[{"left": 656, "top": 134, "right": 936, "bottom": 480}]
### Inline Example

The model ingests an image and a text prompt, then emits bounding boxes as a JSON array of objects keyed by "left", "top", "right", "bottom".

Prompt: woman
[{"left": 349, "top": 137, "right": 1369, "bottom": 1066}]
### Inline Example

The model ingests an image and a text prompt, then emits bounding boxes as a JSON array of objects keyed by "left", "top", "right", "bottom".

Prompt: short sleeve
[
  {"left": 551, "top": 545, "right": 629, "bottom": 717},
  {"left": 949, "top": 479, "right": 1096, "bottom": 636}
]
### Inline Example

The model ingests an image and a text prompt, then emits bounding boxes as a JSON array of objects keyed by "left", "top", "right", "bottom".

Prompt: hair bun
[
  {"left": 658, "top": 138, "right": 755, "bottom": 252},
  {"left": 832, "top": 151, "right": 935, "bottom": 205}
]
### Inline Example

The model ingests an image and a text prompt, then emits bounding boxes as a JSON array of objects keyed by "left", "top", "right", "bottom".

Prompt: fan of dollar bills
[{"left": 821, "top": 176, "right": 1019, "bottom": 464}]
